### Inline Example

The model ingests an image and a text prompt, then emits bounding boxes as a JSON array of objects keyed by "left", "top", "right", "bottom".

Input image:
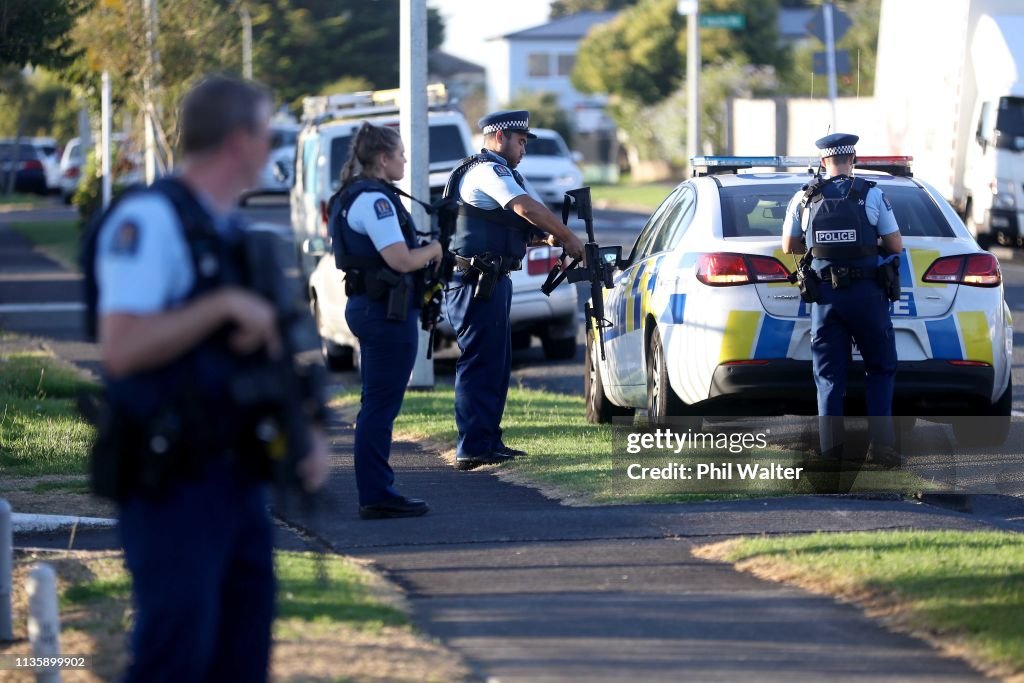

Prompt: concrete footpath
[{"left": 281, "top": 417, "right": 997, "bottom": 683}]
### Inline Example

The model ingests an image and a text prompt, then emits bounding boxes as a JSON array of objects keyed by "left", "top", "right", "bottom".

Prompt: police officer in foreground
[
  {"left": 444, "top": 110, "right": 585, "bottom": 470},
  {"left": 330, "top": 122, "right": 441, "bottom": 519},
  {"left": 782, "top": 133, "right": 903, "bottom": 467},
  {"left": 92, "top": 75, "right": 329, "bottom": 681}
]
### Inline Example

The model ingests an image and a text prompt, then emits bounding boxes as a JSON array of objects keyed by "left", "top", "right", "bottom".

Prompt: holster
[
  {"left": 877, "top": 258, "right": 901, "bottom": 302},
  {"left": 788, "top": 254, "right": 822, "bottom": 304},
  {"left": 829, "top": 266, "right": 852, "bottom": 290}
]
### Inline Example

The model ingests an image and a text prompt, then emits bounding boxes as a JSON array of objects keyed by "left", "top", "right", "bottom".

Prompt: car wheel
[
  {"left": 541, "top": 334, "right": 577, "bottom": 361},
  {"left": 584, "top": 327, "right": 634, "bottom": 424},
  {"left": 646, "top": 326, "right": 700, "bottom": 428},
  {"left": 312, "top": 295, "right": 354, "bottom": 372},
  {"left": 952, "top": 378, "right": 1012, "bottom": 447},
  {"left": 511, "top": 331, "right": 532, "bottom": 350}
]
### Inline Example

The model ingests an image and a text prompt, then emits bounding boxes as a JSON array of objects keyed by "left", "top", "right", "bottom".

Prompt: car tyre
[
  {"left": 312, "top": 294, "right": 354, "bottom": 372},
  {"left": 952, "top": 378, "right": 1012, "bottom": 447},
  {"left": 585, "top": 327, "right": 633, "bottom": 424},
  {"left": 646, "top": 326, "right": 700, "bottom": 429},
  {"left": 541, "top": 334, "right": 577, "bottom": 361}
]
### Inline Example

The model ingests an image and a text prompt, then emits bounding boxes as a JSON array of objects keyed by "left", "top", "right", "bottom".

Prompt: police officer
[
  {"left": 443, "top": 110, "right": 585, "bottom": 470},
  {"left": 331, "top": 122, "right": 441, "bottom": 518},
  {"left": 782, "top": 133, "right": 902, "bottom": 466},
  {"left": 93, "top": 75, "right": 329, "bottom": 682}
]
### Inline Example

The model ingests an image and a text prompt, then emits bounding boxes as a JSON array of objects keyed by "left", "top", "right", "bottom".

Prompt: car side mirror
[
  {"left": 598, "top": 245, "right": 624, "bottom": 272},
  {"left": 571, "top": 150, "right": 584, "bottom": 164},
  {"left": 303, "top": 237, "right": 328, "bottom": 258}
]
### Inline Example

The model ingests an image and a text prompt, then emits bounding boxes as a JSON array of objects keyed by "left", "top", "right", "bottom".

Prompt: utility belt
[
  {"left": 818, "top": 265, "right": 877, "bottom": 289},
  {"left": 453, "top": 254, "right": 522, "bottom": 301},
  {"left": 343, "top": 267, "right": 411, "bottom": 321}
]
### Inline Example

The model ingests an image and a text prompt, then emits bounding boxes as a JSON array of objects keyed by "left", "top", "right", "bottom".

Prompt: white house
[{"left": 485, "top": 11, "right": 617, "bottom": 113}]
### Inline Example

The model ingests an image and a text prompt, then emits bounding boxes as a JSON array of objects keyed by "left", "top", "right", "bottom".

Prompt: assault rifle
[{"left": 540, "top": 187, "right": 621, "bottom": 360}]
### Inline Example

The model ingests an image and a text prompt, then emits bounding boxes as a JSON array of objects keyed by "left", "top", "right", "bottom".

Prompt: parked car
[
  {"left": 59, "top": 137, "right": 85, "bottom": 203},
  {"left": 584, "top": 155, "right": 1013, "bottom": 447},
  {"left": 242, "top": 122, "right": 299, "bottom": 205},
  {"left": 0, "top": 141, "right": 48, "bottom": 195},
  {"left": 514, "top": 128, "right": 584, "bottom": 209}
]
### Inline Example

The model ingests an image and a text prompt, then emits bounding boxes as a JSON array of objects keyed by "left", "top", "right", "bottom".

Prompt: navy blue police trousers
[
  {"left": 346, "top": 295, "right": 419, "bottom": 505},
  {"left": 119, "top": 460, "right": 274, "bottom": 683},
  {"left": 810, "top": 278, "right": 897, "bottom": 454},
  {"left": 444, "top": 271, "right": 513, "bottom": 458}
]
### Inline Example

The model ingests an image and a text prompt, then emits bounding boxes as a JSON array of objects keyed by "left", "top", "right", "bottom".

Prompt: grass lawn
[
  {"left": 0, "top": 192, "right": 45, "bottom": 207},
  {"left": 589, "top": 182, "right": 676, "bottom": 212},
  {"left": 697, "top": 530, "right": 1024, "bottom": 679},
  {"left": 337, "top": 386, "right": 923, "bottom": 504},
  {"left": 0, "top": 351, "right": 97, "bottom": 476},
  {"left": 0, "top": 550, "right": 469, "bottom": 682},
  {"left": 8, "top": 219, "right": 81, "bottom": 268}
]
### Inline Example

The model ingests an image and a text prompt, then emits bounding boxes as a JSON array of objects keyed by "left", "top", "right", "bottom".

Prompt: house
[
  {"left": 428, "top": 50, "right": 486, "bottom": 104},
  {"left": 485, "top": 11, "right": 617, "bottom": 113}
]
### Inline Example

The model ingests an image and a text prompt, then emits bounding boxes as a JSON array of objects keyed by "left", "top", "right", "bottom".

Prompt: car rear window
[
  {"left": 0, "top": 144, "right": 40, "bottom": 160},
  {"left": 329, "top": 123, "right": 469, "bottom": 185},
  {"left": 720, "top": 181, "right": 956, "bottom": 239}
]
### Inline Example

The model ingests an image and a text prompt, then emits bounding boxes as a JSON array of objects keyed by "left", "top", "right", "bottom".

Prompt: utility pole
[
  {"left": 823, "top": 0, "right": 839, "bottom": 131},
  {"left": 143, "top": 0, "right": 162, "bottom": 183},
  {"left": 240, "top": 3, "right": 253, "bottom": 80},
  {"left": 401, "top": 0, "right": 433, "bottom": 388},
  {"left": 102, "top": 71, "right": 112, "bottom": 210}
]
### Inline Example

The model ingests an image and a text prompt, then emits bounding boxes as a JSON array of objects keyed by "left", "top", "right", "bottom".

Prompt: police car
[{"left": 584, "top": 156, "right": 1013, "bottom": 445}]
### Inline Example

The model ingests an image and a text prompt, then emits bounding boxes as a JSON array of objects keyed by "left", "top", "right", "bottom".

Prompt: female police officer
[{"left": 330, "top": 122, "right": 441, "bottom": 518}]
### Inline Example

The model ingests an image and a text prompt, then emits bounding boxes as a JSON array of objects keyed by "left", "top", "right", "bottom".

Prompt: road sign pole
[
  {"left": 401, "top": 0, "right": 434, "bottom": 389},
  {"left": 824, "top": 1, "right": 838, "bottom": 131},
  {"left": 686, "top": 0, "right": 701, "bottom": 164}
]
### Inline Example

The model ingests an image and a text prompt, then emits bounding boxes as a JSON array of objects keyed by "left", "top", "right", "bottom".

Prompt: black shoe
[
  {"left": 494, "top": 444, "right": 528, "bottom": 457},
  {"left": 867, "top": 445, "right": 901, "bottom": 470},
  {"left": 359, "top": 496, "right": 430, "bottom": 520},
  {"left": 455, "top": 452, "right": 514, "bottom": 471}
]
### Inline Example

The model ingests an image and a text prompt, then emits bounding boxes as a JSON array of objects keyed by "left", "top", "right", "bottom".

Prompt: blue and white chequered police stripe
[
  {"left": 820, "top": 144, "right": 856, "bottom": 158},
  {"left": 482, "top": 120, "right": 529, "bottom": 135}
]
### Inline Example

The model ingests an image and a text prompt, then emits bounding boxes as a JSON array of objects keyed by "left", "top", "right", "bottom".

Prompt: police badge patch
[
  {"left": 110, "top": 221, "right": 141, "bottom": 256},
  {"left": 493, "top": 165, "right": 512, "bottom": 178},
  {"left": 374, "top": 198, "right": 395, "bottom": 219}
]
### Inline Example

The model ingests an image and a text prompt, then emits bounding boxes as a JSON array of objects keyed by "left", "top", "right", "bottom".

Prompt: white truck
[{"left": 874, "top": 0, "right": 1024, "bottom": 247}]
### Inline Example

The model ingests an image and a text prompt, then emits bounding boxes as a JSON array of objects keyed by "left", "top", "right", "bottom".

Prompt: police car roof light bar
[
  {"left": 690, "top": 155, "right": 914, "bottom": 177},
  {"left": 302, "top": 83, "right": 450, "bottom": 124}
]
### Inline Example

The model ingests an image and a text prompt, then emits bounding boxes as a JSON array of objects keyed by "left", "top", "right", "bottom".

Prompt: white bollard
[
  {"left": 0, "top": 499, "right": 11, "bottom": 641},
  {"left": 26, "top": 563, "right": 61, "bottom": 683}
]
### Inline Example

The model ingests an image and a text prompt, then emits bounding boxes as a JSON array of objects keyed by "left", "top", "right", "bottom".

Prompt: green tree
[
  {"left": 549, "top": 0, "right": 637, "bottom": 19},
  {"left": 243, "top": 0, "right": 445, "bottom": 105},
  {"left": 0, "top": 0, "right": 90, "bottom": 70},
  {"left": 0, "top": 69, "right": 79, "bottom": 141}
]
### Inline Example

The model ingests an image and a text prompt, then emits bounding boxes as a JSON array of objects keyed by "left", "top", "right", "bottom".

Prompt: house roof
[
  {"left": 428, "top": 50, "right": 485, "bottom": 77},
  {"left": 491, "top": 11, "right": 618, "bottom": 42}
]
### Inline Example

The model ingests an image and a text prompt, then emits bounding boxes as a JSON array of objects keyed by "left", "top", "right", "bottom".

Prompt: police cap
[
  {"left": 478, "top": 110, "right": 537, "bottom": 139},
  {"left": 815, "top": 132, "right": 859, "bottom": 159}
]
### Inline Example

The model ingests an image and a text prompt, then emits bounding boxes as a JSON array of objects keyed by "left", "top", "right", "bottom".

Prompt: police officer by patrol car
[
  {"left": 330, "top": 122, "right": 441, "bottom": 518},
  {"left": 782, "top": 133, "right": 903, "bottom": 466},
  {"left": 443, "top": 110, "right": 585, "bottom": 470},
  {"left": 91, "top": 75, "right": 330, "bottom": 682}
]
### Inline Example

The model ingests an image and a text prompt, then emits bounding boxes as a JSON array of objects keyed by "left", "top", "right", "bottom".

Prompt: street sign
[
  {"left": 813, "top": 50, "right": 851, "bottom": 76},
  {"left": 700, "top": 13, "right": 746, "bottom": 29},
  {"left": 806, "top": 5, "right": 852, "bottom": 43}
]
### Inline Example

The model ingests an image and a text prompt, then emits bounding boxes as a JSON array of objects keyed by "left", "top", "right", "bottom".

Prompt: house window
[
  {"left": 557, "top": 54, "right": 576, "bottom": 76},
  {"left": 528, "top": 53, "right": 550, "bottom": 77}
]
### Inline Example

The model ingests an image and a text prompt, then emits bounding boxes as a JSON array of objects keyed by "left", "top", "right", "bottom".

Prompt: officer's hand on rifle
[
  {"left": 297, "top": 426, "right": 331, "bottom": 492},
  {"left": 562, "top": 231, "right": 586, "bottom": 264},
  {"left": 219, "top": 287, "right": 282, "bottom": 357}
]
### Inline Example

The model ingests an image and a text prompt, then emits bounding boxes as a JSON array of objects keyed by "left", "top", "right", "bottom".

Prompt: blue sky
[{"left": 429, "top": 0, "right": 553, "bottom": 64}]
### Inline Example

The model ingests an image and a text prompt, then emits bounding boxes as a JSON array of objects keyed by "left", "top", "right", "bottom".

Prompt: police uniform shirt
[
  {"left": 96, "top": 190, "right": 240, "bottom": 316},
  {"left": 345, "top": 191, "right": 406, "bottom": 251},
  {"left": 459, "top": 156, "right": 542, "bottom": 209},
  {"left": 783, "top": 177, "right": 900, "bottom": 250}
]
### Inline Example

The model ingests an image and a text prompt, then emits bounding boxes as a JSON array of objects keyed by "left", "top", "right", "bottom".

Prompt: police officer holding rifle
[{"left": 443, "top": 110, "right": 585, "bottom": 470}]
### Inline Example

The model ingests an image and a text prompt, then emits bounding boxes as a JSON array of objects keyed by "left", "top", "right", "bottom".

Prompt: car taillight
[
  {"left": 923, "top": 253, "right": 1001, "bottom": 287},
  {"left": 63, "top": 167, "right": 80, "bottom": 179},
  {"left": 527, "top": 245, "right": 562, "bottom": 276},
  {"left": 320, "top": 200, "right": 330, "bottom": 239},
  {"left": 21, "top": 159, "right": 43, "bottom": 171},
  {"left": 695, "top": 253, "right": 790, "bottom": 286}
]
